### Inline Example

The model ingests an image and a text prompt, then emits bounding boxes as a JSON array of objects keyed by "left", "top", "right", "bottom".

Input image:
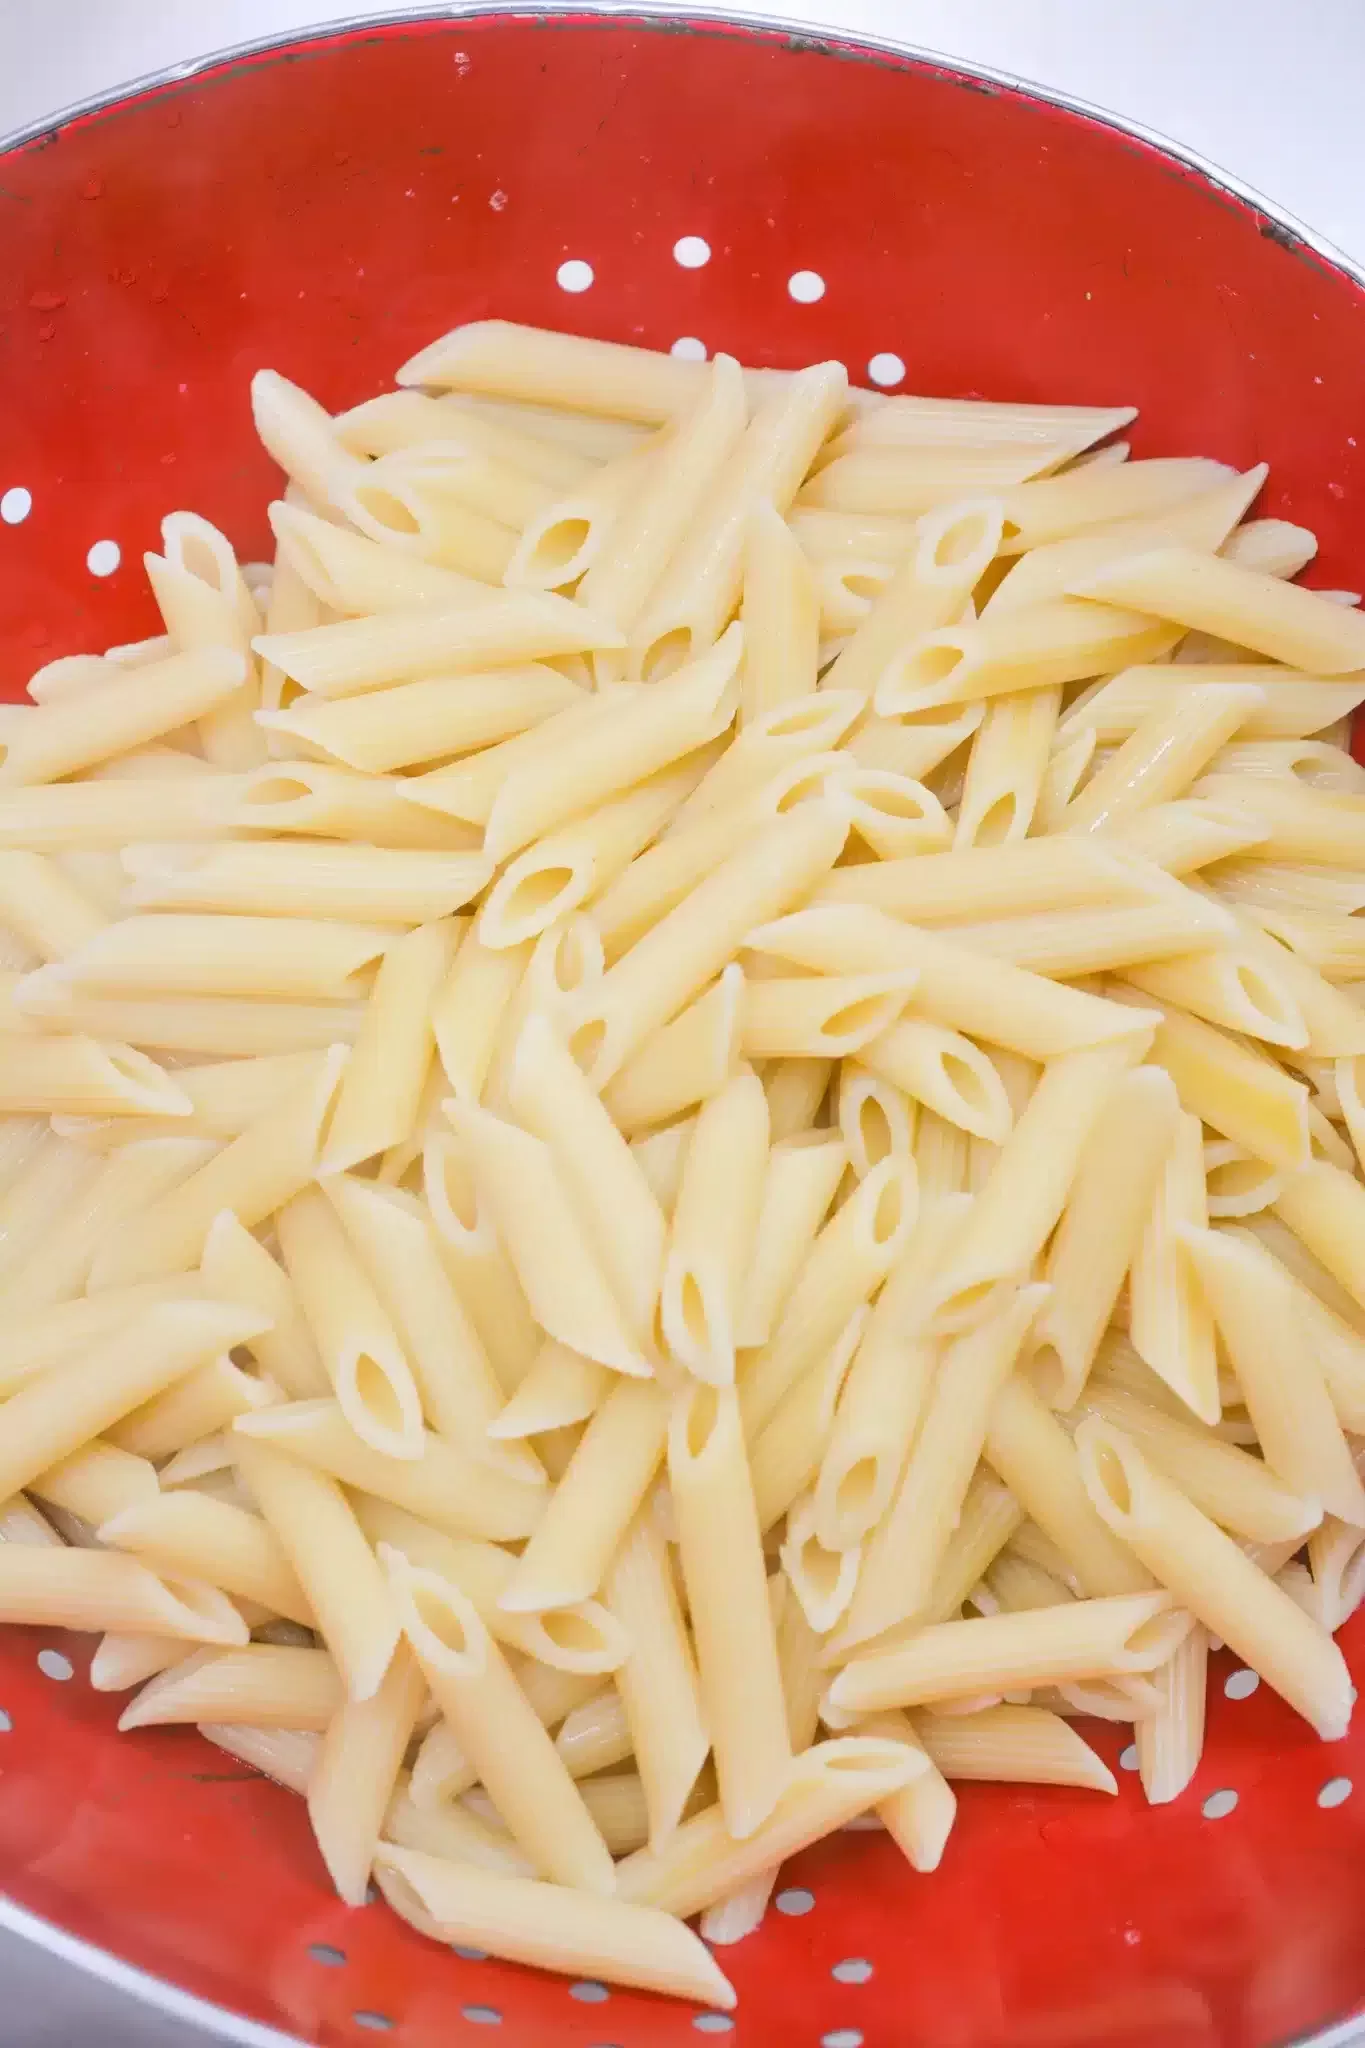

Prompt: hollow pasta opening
[
  {"left": 566, "top": 1017, "right": 607, "bottom": 1076},
  {"left": 640, "top": 627, "right": 693, "bottom": 682},
  {"left": 1027, "top": 1342, "right": 1068, "bottom": 1408},
  {"left": 409, "top": 1581, "right": 471, "bottom": 1658},
  {"left": 869, "top": 1171, "right": 907, "bottom": 1245},
  {"left": 348, "top": 1351, "right": 411, "bottom": 1438},
  {"left": 1088, "top": 1438, "right": 1133, "bottom": 1516},
  {"left": 539, "top": 1608, "right": 610, "bottom": 1657},
  {"left": 856, "top": 1095, "right": 894, "bottom": 1170},
  {"left": 969, "top": 793, "right": 1021, "bottom": 846},
  {"left": 899, "top": 640, "right": 967, "bottom": 692},
  {"left": 239, "top": 774, "right": 313, "bottom": 808},
  {"left": 833, "top": 1454, "right": 881, "bottom": 1529},
  {"left": 821, "top": 995, "right": 890, "bottom": 1043},
  {"left": 499, "top": 864, "right": 578, "bottom": 927},
  {"left": 353, "top": 483, "right": 422, "bottom": 536},
  {"left": 938, "top": 1050, "right": 996, "bottom": 1119},
  {"left": 1234, "top": 962, "right": 1299, "bottom": 1038},
  {"left": 683, "top": 1384, "right": 722, "bottom": 1461},
  {"left": 525, "top": 516, "right": 593, "bottom": 582},
  {"left": 930, "top": 508, "right": 996, "bottom": 571}
]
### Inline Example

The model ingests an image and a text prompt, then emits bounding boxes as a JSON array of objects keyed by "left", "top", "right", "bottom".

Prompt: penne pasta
[
  {"left": 917, "top": 1703, "right": 1117, "bottom": 1792},
  {"left": 628, "top": 363, "right": 848, "bottom": 679},
  {"left": 927, "top": 1035, "right": 1151, "bottom": 1326},
  {"left": 601, "top": 964, "right": 744, "bottom": 1135},
  {"left": 383, "top": 1551, "right": 615, "bottom": 1893},
  {"left": 1063, "top": 682, "right": 1265, "bottom": 833},
  {"left": 564, "top": 803, "right": 849, "bottom": 1087},
  {"left": 448, "top": 1103, "right": 649, "bottom": 1376},
  {"left": 497, "top": 1379, "right": 668, "bottom": 1610},
  {"left": 0, "top": 648, "right": 248, "bottom": 789},
  {"left": 1031, "top": 1065, "right": 1180, "bottom": 1405},
  {"left": 736, "top": 1130, "right": 847, "bottom": 1349},
  {"left": 234, "top": 1432, "right": 398, "bottom": 1702},
  {"left": 605, "top": 1509, "right": 710, "bottom": 1850},
  {"left": 670, "top": 1383, "right": 790, "bottom": 1838},
  {"left": 507, "top": 1011, "right": 667, "bottom": 1347},
  {"left": 90, "top": 1045, "right": 347, "bottom": 1287},
  {"left": 1180, "top": 1226, "right": 1365, "bottom": 1523},
  {"left": 1072, "top": 546, "right": 1365, "bottom": 674},
  {"left": 377, "top": 1843, "right": 734, "bottom": 2007},
  {"left": 1076, "top": 1420, "right": 1353, "bottom": 1738},
  {"left": 983, "top": 1375, "right": 1155, "bottom": 1597},
  {"left": 0, "top": 1547, "right": 247, "bottom": 1646},
  {"left": 0, "top": 1034, "right": 193, "bottom": 1120},
  {"left": 822, "top": 497, "right": 1005, "bottom": 701},
  {"left": 100, "top": 1489, "right": 313, "bottom": 1627},
  {"left": 877, "top": 599, "right": 1178, "bottom": 717},
  {"left": 751, "top": 905, "right": 1157, "bottom": 1062},
  {"left": 739, "top": 1155, "right": 917, "bottom": 1437},
  {"left": 126, "top": 838, "right": 489, "bottom": 925},
  {"left": 1077, "top": 1384, "right": 1319, "bottom": 1545},
  {"left": 309, "top": 1642, "right": 427, "bottom": 1906},
  {"left": 0, "top": 774, "right": 251, "bottom": 851},
  {"left": 0, "top": 849, "right": 107, "bottom": 959},
  {"left": 833, "top": 1284, "right": 1047, "bottom": 1650},
  {"left": 828, "top": 1592, "right": 1189, "bottom": 1714},
  {"left": 739, "top": 501, "right": 820, "bottom": 720},
  {"left": 813, "top": 1196, "right": 967, "bottom": 1549},
  {"left": 578, "top": 353, "right": 748, "bottom": 657},
  {"left": 616, "top": 1735, "right": 924, "bottom": 1918},
  {"left": 253, "top": 588, "right": 624, "bottom": 698},
  {"left": 659, "top": 1068, "right": 768, "bottom": 1384},
  {"left": 749, "top": 1307, "right": 866, "bottom": 1534},
  {"left": 235, "top": 1399, "right": 542, "bottom": 1543}
]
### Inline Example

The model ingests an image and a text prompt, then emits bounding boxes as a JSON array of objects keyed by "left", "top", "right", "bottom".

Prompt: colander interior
[{"left": 2, "top": 14, "right": 1365, "bottom": 2047}]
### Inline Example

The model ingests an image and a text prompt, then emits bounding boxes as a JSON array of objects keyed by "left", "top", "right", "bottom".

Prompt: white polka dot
[
  {"left": 1224, "top": 1668, "right": 1260, "bottom": 1700},
  {"left": 556, "top": 260, "right": 594, "bottom": 294},
  {"left": 832, "top": 1959, "right": 873, "bottom": 1984},
  {"left": 867, "top": 353, "right": 906, "bottom": 388},
  {"left": 1119, "top": 1744, "right": 1139, "bottom": 1771},
  {"left": 37, "top": 1649, "right": 72, "bottom": 1681},
  {"left": 86, "top": 539, "right": 120, "bottom": 577},
  {"left": 1202, "top": 1789, "right": 1238, "bottom": 1819},
  {"left": 1319, "top": 1776, "right": 1353, "bottom": 1808},
  {"left": 670, "top": 336, "right": 708, "bottom": 361},
  {"left": 452, "top": 1946, "right": 487, "bottom": 1961},
  {"left": 692, "top": 2019, "right": 734, "bottom": 2036},
  {"left": 569, "top": 1983, "right": 609, "bottom": 2003},
  {"left": 788, "top": 270, "right": 826, "bottom": 304},
  {"left": 775, "top": 1887, "right": 814, "bottom": 1915},
  {"left": 822, "top": 2033, "right": 864, "bottom": 2048},
  {"left": 0, "top": 1708, "right": 11, "bottom": 1732},
  {"left": 1, "top": 486, "right": 32, "bottom": 525},
  {"left": 673, "top": 236, "right": 711, "bottom": 270},
  {"left": 461, "top": 2008, "right": 501, "bottom": 2027}
]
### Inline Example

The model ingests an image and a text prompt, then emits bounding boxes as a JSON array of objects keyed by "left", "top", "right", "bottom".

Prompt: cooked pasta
[{"left": 6, "top": 314, "right": 1365, "bottom": 2016}]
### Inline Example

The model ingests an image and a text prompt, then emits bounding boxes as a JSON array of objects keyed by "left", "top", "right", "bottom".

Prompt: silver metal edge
[
  {"left": 2, "top": 9, "right": 1364, "bottom": 2044},
  {"left": 0, "top": 1894, "right": 307, "bottom": 2046}
]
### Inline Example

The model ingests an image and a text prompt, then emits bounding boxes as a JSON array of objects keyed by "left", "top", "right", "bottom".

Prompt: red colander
[{"left": 3, "top": 13, "right": 1365, "bottom": 2047}]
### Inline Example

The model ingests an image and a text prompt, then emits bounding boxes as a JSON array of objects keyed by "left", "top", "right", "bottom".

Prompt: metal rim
[{"left": 2, "top": 10, "right": 1363, "bottom": 2044}]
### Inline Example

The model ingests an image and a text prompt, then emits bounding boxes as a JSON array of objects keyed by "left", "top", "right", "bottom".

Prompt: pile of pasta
[{"left": 5, "top": 319, "right": 1365, "bottom": 2014}]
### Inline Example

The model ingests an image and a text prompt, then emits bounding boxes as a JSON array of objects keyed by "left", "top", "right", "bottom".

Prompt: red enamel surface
[{"left": 2, "top": 16, "right": 1365, "bottom": 2046}]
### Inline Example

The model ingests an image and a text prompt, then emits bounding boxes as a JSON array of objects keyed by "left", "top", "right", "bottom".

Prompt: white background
[{"left": 3, "top": 1, "right": 1365, "bottom": 268}]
